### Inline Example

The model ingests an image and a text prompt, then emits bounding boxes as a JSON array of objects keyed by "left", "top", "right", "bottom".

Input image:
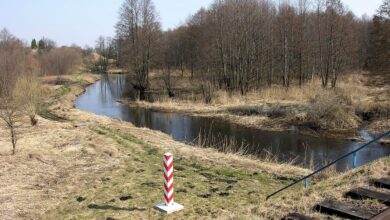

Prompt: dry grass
[
  {"left": 257, "top": 156, "right": 390, "bottom": 219},
  {"left": 0, "top": 73, "right": 121, "bottom": 219},
  {"left": 147, "top": 70, "right": 371, "bottom": 106},
  {"left": 0, "top": 72, "right": 312, "bottom": 219},
  {"left": 0, "top": 115, "right": 122, "bottom": 220},
  {"left": 2, "top": 72, "right": 388, "bottom": 219},
  {"left": 43, "top": 121, "right": 390, "bottom": 219},
  {"left": 43, "top": 126, "right": 295, "bottom": 219},
  {"left": 127, "top": 70, "right": 388, "bottom": 140}
]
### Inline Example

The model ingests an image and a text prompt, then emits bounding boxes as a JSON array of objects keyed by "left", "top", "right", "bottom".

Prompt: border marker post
[{"left": 154, "top": 152, "right": 184, "bottom": 214}]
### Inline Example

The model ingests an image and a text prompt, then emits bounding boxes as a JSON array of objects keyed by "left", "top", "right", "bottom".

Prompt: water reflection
[{"left": 75, "top": 74, "right": 390, "bottom": 171}]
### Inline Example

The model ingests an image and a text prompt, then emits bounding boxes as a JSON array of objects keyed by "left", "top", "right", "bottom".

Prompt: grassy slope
[
  {"left": 44, "top": 126, "right": 289, "bottom": 219},
  {"left": 0, "top": 73, "right": 119, "bottom": 220},
  {"left": 43, "top": 124, "right": 390, "bottom": 219}
]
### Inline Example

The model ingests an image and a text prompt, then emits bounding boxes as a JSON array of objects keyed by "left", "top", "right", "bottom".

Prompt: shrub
[
  {"left": 12, "top": 74, "right": 45, "bottom": 125},
  {"left": 39, "top": 47, "right": 82, "bottom": 75},
  {"left": 304, "top": 93, "right": 360, "bottom": 130}
]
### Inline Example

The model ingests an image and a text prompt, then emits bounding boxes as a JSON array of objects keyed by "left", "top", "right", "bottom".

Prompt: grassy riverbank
[
  {"left": 1, "top": 72, "right": 389, "bottom": 219},
  {"left": 0, "top": 72, "right": 306, "bottom": 219},
  {"left": 44, "top": 127, "right": 390, "bottom": 219},
  {"left": 44, "top": 126, "right": 292, "bottom": 219},
  {"left": 124, "top": 70, "right": 389, "bottom": 142}
]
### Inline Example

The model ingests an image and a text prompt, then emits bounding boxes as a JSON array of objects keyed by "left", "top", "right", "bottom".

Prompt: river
[{"left": 75, "top": 74, "right": 390, "bottom": 171}]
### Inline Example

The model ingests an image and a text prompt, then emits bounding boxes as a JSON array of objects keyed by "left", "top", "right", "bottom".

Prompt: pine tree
[
  {"left": 31, "top": 39, "right": 37, "bottom": 49},
  {"left": 38, "top": 39, "right": 45, "bottom": 50}
]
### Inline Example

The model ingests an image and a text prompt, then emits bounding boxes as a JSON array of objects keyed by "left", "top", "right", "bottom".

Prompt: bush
[
  {"left": 304, "top": 93, "right": 360, "bottom": 130},
  {"left": 39, "top": 47, "right": 82, "bottom": 75},
  {"left": 12, "top": 74, "right": 45, "bottom": 125}
]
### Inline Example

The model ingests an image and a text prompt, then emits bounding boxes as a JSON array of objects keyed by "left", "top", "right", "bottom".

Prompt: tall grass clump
[{"left": 304, "top": 92, "right": 360, "bottom": 130}]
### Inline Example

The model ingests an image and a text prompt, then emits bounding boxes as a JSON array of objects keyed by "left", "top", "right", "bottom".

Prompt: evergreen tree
[
  {"left": 31, "top": 39, "right": 37, "bottom": 49},
  {"left": 38, "top": 39, "right": 45, "bottom": 50}
]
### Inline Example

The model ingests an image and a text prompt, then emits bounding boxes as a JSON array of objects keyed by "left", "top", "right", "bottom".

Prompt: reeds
[{"left": 193, "top": 124, "right": 302, "bottom": 167}]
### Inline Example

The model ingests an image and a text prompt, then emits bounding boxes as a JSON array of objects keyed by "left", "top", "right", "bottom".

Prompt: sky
[{"left": 0, "top": 0, "right": 383, "bottom": 47}]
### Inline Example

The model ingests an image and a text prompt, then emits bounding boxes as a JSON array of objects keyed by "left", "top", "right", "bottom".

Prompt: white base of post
[{"left": 154, "top": 202, "right": 184, "bottom": 214}]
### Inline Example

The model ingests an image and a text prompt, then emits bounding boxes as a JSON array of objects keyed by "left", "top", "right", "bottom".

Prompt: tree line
[{"left": 100, "top": 0, "right": 389, "bottom": 100}]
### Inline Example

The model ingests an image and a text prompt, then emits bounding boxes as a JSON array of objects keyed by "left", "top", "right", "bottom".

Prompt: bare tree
[
  {"left": 0, "top": 29, "right": 25, "bottom": 96},
  {"left": 0, "top": 100, "right": 21, "bottom": 154},
  {"left": 367, "top": 0, "right": 390, "bottom": 73},
  {"left": 116, "top": 0, "right": 161, "bottom": 100},
  {"left": 113, "top": 0, "right": 370, "bottom": 96},
  {"left": 0, "top": 29, "right": 26, "bottom": 154},
  {"left": 95, "top": 36, "right": 116, "bottom": 73},
  {"left": 160, "top": 31, "right": 176, "bottom": 98}
]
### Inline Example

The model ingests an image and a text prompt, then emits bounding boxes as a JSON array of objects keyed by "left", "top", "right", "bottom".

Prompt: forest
[{"left": 95, "top": 0, "right": 390, "bottom": 100}]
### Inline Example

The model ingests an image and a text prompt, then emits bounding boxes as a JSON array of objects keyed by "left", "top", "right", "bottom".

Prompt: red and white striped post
[{"left": 154, "top": 153, "right": 184, "bottom": 213}]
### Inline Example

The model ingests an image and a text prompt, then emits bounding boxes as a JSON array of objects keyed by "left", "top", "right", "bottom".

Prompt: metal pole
[
  {"left": 265, "top": 130, "right": 390, "bottom": 200},
  {"left": 305, "top": 178, "right": 309, "bottom": 189},
  {"left": 352, "top": 152, "right": 357, "bottom": 168}
]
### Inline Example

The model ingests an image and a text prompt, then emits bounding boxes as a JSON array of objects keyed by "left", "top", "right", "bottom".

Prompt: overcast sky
[{"left": 0, "top": 0, "right": 383, "bottom": 47}]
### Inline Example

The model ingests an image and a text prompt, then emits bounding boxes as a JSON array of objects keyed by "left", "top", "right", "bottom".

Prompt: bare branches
[
  {"left": 95, "top": 36, "right": 116, "bottom": 73},
  {"left": 112, "top": 0, "right": 384, "bottom": 100},
  {"left": 160, "top": 0, "right": 361, "bottom": 91},
  {"left": 367, "top": 0, "right": 390, "bottom": 73},
  {"left": 116, "top": 0, "right": 161, "bottom": 100},
  {"left": 0, "top": 29, "right": 44, "bottom": 154},
  {"left": 0, "top": 28, "right": 26, "bottom": 97},
  {"left": 39, "top": 47, "right": 82, "bottom": 76},
  {"left": 0, "top": 100, "right": 22, "bottom": 155}
]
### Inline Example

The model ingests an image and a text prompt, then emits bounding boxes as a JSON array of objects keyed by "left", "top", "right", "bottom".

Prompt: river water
[{"left": 75, "top": 74, "right": 390, "bottom": 171}]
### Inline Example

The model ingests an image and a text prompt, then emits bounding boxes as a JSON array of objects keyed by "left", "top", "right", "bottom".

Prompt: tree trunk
[{"left": 10, "top": 126, "right": 16, "bottom": 155}]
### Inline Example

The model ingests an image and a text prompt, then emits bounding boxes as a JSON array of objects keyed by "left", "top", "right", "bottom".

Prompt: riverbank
[
  {"left": 1, "top": 72, "right": 389, "bottom": 219},
  {"left": 122, "top": 70, "right": 389, "bottom": 142},
  {"left": 123, "top": 99, "right": 360, "bottom": 141},
  {"left": 0, "top": 72, "right": 307, "bottom": 219}
]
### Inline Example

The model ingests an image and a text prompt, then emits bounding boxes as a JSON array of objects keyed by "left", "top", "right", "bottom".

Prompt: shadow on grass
[{"left": 87, "top": 204, "right": 146, "bottom": 212}]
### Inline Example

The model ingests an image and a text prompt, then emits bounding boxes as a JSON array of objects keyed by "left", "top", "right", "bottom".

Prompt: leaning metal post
[
  {"left": 352, "top": 152, "right": 357, "bottom": 168},
  {"left": 305, "top": 178, "right": 309, "bottom": 189}
]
